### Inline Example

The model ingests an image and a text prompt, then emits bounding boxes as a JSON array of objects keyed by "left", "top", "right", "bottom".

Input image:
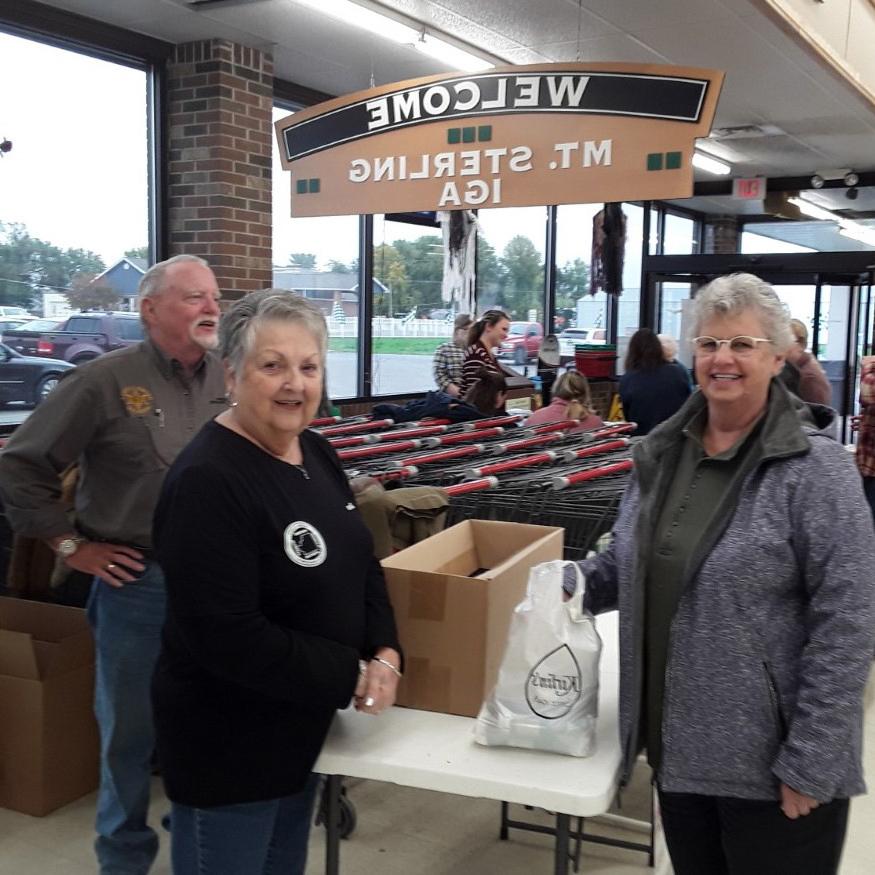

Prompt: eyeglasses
[{"left": 692, "top": 335, "right": 772, "bottom": 356}]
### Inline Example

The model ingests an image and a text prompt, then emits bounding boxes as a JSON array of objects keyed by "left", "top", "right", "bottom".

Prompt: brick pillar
[
  {"left": 166, "top": 40, "right": 273, "bottom": 299},
  {"left": 702, "top": 215, "right": 739, "bottom": 254}
]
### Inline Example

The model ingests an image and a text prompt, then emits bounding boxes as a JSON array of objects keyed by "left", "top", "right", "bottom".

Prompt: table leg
[
  {"left": 554, "top": 812, "right": 570, "bottom": 875},
  {"left": 324, "top": 774, "right": 343, "bottom": 875},
  {"left": 500, "top": 801, "right": 509, "bottom": 840}
]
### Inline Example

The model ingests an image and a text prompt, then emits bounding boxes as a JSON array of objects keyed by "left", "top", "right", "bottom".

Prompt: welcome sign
[{"left": 275, "top": 62, "right": 724, "bottom": 217}]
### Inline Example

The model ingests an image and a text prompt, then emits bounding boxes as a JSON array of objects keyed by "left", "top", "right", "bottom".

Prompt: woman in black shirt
[{"left": 152, "top": 290, "right": 402, "bottom": 874}]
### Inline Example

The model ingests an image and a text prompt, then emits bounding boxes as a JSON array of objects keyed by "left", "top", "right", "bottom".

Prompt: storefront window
[
  {"left": 476, "top": 206, "right": 547, "bottom": 329},
  {"left": 554, "top": 203, "right": 608, "bottom": 338},
  {"left": 0, "top": 32, "right": 150, "bottom": 322},
  {"left": 662, "top": 211, "right": 698, "bottom": 254},
  {"left": 371, "top": 215, "right": 445, "bottom": 396},
  {"left": 272, "top": 106, "right": 360, "bottom": 399}
]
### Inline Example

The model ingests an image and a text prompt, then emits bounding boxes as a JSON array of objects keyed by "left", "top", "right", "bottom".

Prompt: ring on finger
[
  {"left": 364, "top": 696, "right": 375, "bottom": 707},
  {"left": 106, "top": 563, "right": 117, "bottom": 571}
]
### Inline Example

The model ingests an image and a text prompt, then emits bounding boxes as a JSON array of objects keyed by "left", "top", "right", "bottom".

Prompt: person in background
[
  {"left": 783, "top": 317, "right": 832, "bottom": 406},
  {"left": 658, "top": 333, "right": 693, "bottom": 388},
  {"left": 459, "top": 309, "right": 510, "bottom": 396},
  {"left": 152, "top": 290, "right": 402, "bottom": 875},
  {"left": 432, "top": 313, "right": 473, "bottom": 396},
  {"left": 462, "top": 369, "right": 508, "bottom": 417},
  {"left": 373, "top": 367, "right": 507, "bottom": 424},
  {"left": 565, "top": 273, "right": 875, "bottom": 875},
  {"left": 526, "top": 370, "right": 603, "bottom": 432},
  {"left": 855, "top": 354, "right": 875, "bottom": 522},
  {"left": 0, "top": 254, "right": 225, "bottom": 875},
  {"left": 619, "top": 327, "right": 691, "bottom": 435}
]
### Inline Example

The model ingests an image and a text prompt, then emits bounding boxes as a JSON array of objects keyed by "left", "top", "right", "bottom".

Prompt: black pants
[{"left": 658, "top": 789, "right": 849, "bottom": 875}]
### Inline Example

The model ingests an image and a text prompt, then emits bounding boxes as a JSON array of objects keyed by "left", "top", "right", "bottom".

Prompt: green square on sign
[
  {"left": 462, "top": 127, "right": 476, "bottom": 143},
  {"left": 477, "top": 125, "right": 492, "bottom": 142},
  {"left": 646, "top": 153, "right": 663, "bottom": 171},
  {"left": 666, "top": 151, "right": 682, "bottom": 170},
  {"left": 447, "top": 128, "right": 461, "bottom": 144},
  {"left": 308, "top": 178, "right": 320, "bottom": 193}
]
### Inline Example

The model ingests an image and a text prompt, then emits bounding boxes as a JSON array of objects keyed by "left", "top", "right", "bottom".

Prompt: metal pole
[{"left": 324, "top": 774, "right": 342, "bottom": 875}]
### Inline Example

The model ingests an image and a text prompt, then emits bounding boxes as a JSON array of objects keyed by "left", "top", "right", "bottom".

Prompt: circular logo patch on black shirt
[{"left": 283, "top": 521, "right": 327, "bottom": 567}]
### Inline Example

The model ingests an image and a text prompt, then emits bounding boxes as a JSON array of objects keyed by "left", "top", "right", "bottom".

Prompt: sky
[{"left": 0, "top": 32, "right": 149, "bottom": 265}]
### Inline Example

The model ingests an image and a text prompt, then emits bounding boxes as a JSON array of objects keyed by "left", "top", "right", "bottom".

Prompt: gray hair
[
  {"left": 138, "top": 254, "right": 209, "bottom": 300},
  {"left": 657, "top": 334, "right": 678, "bottom": 360},
  {"left": 220, "top": 289, "right": 328, "bottom": 374},
  {"left": 690, "top": 273, "right": 794, "bottom": 352}
]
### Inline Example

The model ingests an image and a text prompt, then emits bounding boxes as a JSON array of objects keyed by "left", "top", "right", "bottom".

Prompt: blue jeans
[
  {"left": 169, "top": 775, "right": 320, "bottom": 875},
  {"left": 87, "top": 563, "right": 167, "bottom": 875}
]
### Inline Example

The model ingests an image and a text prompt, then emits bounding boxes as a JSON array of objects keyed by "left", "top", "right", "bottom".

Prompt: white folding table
[{"left": 314, "top": 612, "right": 652, "bottom": 873}]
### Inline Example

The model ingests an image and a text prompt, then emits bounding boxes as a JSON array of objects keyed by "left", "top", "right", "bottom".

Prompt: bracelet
[{"left": 371, "top": 656, "right": 402, "bottom": 678}]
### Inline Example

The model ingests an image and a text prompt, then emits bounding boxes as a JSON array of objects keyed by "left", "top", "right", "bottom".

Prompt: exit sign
[{"left": 732, "top": 177, "right": 766, "bottom": 200}]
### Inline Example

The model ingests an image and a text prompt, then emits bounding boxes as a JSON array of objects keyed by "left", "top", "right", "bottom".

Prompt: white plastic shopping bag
[{"left": 474, "top": 560, "right": 601, "bottom": 757}]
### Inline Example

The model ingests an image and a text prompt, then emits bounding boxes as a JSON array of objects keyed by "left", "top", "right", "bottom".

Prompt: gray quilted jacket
[{"left": 579, "top": 380, "right": 875, "bottom": 801}]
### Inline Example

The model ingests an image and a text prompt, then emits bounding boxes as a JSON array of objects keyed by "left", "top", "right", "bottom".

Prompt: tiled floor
[{"left": 3, "top": 666, "right": 875, "bottom": 874}]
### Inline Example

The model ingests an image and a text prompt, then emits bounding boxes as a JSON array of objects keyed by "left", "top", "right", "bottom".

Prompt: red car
[{"left": 498, "top": 322, "right": 543, "bottom": 365}]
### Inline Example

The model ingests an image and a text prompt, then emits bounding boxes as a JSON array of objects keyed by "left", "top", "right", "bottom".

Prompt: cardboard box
[
  {"left": 382, "top": 520, "right": 563, "bottom": 717},
  {"left": 0, "top": 597, "right": 99, "bottom": 816}
]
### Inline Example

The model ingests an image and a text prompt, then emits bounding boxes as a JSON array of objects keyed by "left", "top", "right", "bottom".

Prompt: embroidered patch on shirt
[
  {"left": 283, "top": 521, "right": 327, "bottom": 567},
  {"left": 121, "top": 386, "right": 154, "bottom": 415}
]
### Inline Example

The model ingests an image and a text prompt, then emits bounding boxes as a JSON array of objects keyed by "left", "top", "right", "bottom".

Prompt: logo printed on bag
[
  {"left": 525, "top": 644, "right": 583, "bottom": 719},
  {"left": 283, "top": 521, "right": 327, "bottom": 567}
]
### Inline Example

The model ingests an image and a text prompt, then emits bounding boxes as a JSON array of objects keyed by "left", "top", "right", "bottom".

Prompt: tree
[
  {"left": 475, "top": 236, "right": 503, "bottom": 313},
  {"left": 327, "top": 259, "right": 353, "bottom": 274},
  {"left": 124, "top": 246, "right": 149, "bottom": 261},
  {"left": 499, "top": 235, "right": 544, "bottom": 319},
  {"left": 288, "top": 252, "right": 316, "bottom": 269},
  {"left": 555, "top": 258, "right": 590, "bottom": 310},
  {"left": 65, "top": 273, "right": 121, "bottom": 311},
  {"left": 372, "top": 243, "right": 411, "bottom": 316},
  {"left": 0, "top": 222, "right": 105, "bottom": 309},
  {"left": 392, "top": 236, "right": 444, "bottom": 312}
]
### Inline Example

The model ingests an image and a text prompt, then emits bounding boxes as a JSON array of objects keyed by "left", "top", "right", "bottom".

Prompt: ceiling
[{"left": 22, "top": 0, "right": 875, "bottom": 241}]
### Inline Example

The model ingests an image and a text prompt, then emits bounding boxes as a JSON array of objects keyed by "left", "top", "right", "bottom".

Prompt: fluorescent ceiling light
[
  {"left": 787, "top": 196, "right": 838, "bottom": 222},
  {"left": 294, "top": 0, "right": 419, "bottom": 43},
  {"left": 692, "top": 150, "right": 731, "bottom": 176},
  {"left": 293, "top": 0, "right": 494, "bottom": 71},
  {"left": 414, "top": 34, "right": 493, "bottom": 73}
]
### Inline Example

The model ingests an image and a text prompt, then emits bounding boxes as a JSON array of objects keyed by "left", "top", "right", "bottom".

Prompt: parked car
[
  {"left": 498, "top": 321, "right": 543, "bottom": 365},
  {"left": 0, "top": 318, "right": 30, "bottom": 337},
  {"left": 2, "top": 312, "right": 143, "bottom": 365},
  {"left": 558, "top": 328, "right": 591, "bottom": 357},
  {"left": 0, "top": 306, "right": 34, "bottom": 319},
  {"left": 0, "top": 343, "right": 73, "bottom": 407},
  {"left": 558, "top": 327, "right": 607, "bottom": 356}
]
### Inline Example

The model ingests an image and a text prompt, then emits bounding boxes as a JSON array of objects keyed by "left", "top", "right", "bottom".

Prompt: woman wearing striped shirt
[{"left": 459, "top": 309, "right": 510, "bottom": 396}]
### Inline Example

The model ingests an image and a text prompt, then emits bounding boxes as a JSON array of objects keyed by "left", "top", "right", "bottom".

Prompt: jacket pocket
[{"left": 763, "top": 661, "right": 787, "bottom": 740}]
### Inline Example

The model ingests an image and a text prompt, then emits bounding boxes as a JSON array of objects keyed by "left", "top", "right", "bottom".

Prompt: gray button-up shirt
[{"left": 0, "top": 338, "right": 226, "bottom": 547}]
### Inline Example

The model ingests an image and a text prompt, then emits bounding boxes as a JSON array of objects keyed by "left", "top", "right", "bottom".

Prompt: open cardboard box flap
[
  {"left": 0, "top": 597, "right": 94, "bottom": 679},
  {"left": 382, "top": 519, "right": 561, "bottom": 578}
]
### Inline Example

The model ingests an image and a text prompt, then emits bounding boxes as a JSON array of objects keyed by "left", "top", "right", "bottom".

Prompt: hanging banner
[{"left": 275, "top": 62, "right": 724, "bottom": 217}]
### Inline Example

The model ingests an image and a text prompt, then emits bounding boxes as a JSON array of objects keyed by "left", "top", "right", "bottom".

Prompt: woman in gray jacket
[{"left": 570, "top": 273, "right": 875, "bottom": 874}]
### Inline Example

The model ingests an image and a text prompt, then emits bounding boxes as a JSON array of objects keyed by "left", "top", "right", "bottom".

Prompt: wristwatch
[{"left": 56, "top": 536, "right": 84, "bottom": 558}]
